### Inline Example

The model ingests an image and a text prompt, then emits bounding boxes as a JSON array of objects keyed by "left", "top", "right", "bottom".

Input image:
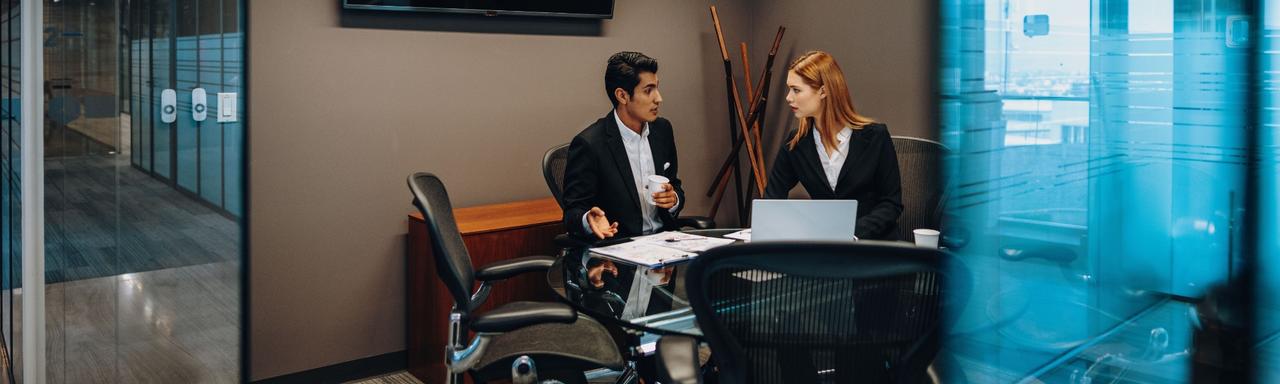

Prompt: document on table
[
  {"left": 589, "top": 241, "right": 695, "bottom": 269},
  {"left": 724, "top": 229, "right": 751, "bottom": 242},
  {"left": 633, "top": 231, "right": 736, "bottom": 253},
  {"left": 589, "top": 231, "right": 735, "bottom": 268}
]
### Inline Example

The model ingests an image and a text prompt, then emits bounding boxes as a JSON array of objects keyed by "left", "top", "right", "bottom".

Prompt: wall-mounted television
[{"left": 342, "top": 1, "right": 614, "bottom": 19}]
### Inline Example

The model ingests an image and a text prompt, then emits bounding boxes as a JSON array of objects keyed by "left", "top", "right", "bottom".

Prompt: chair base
[{"left": 469, "top": 315, "right": 625, "bottom": 383}]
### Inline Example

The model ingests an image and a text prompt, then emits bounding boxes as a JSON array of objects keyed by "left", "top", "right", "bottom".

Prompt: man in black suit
[
  {"left": 562, "top": 51, "right": 685, "bottom": 240},
  {"left": 561, "top": 52, "right": 690, "bottom": 382}
]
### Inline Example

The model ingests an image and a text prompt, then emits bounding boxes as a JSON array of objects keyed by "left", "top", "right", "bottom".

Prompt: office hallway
[
  {"left": 43, "top": 122, "right": 240, "bottom": 284},
  {"left": 0, "top": 113, "right": 244, "bottom": 382}
]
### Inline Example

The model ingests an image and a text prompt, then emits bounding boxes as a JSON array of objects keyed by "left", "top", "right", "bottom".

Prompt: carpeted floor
[{"left": 41, "top": 154, "right": 240, "bottom": 284}]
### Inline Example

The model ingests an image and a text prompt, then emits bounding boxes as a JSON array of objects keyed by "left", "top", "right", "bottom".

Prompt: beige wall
[
  {"left": 248, "top": 0, "right": 753, "bottom": 379},
  {"left": 249, "top": 0, "right": 932, "bottom": 379},
  {"left": 748, "top": 0, "right": 935, "bottom": 161}
]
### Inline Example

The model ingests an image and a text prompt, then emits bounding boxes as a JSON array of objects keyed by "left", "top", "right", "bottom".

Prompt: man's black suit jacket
[
  {"left": 562, "top": 112, "right": 685, "bottom": 238},
  {"left": 764, "top": 123, "right": 903, "bottom": 240}
]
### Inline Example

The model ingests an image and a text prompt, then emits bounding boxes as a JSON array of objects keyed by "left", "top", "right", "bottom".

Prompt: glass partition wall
[
  {"left": 3, "top": 0, "right": 244, "bottom": 382},
  {"left": 1256, "top": 2, "right": 1280, "bottom": 382},
  {"left": 940, "top": 0, "right": 1273, "bottom": 382},
  {"left": 1, "top": 1, "right": 23, "bottom": 381}
]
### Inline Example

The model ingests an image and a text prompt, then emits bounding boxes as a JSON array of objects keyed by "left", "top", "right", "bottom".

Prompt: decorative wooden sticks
[{"left": 705, "top": 8, "right": 785, "bottom": 221}]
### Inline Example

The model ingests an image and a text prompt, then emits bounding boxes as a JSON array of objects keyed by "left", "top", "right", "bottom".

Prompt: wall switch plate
[{"left": 217, "top": 92, "right": 237, "bottom": 123}]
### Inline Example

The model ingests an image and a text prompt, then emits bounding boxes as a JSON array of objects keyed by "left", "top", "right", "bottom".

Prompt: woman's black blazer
[{"left": 763, "top": 123, "right": 903, "bottom": 240}]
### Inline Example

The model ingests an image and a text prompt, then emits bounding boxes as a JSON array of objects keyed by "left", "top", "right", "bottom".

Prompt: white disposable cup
[
  {"left": 645, "top": 175, "right": 670, "bottom": 205},
  {"left": 913, "top": 229, "right": 941, "bottom": 249}
]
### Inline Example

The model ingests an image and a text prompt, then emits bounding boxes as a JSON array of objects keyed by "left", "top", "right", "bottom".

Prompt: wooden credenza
[{"left": 407, "top": 197, "right": 564, "bottom": 383}]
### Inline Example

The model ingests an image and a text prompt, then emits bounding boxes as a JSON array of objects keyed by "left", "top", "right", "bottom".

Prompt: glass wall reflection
[
  {"left": 1256, "top": 2, "right": 1280, "bottom": 382},
  {"left": 40, "top": 0, "right": 243, "bottom": 382},
  {"left": 940, "top": 0, "right": 1253, "bottom": 382},
  {"left": 0, "top": 1, "right": 21, "bottom": 381}
]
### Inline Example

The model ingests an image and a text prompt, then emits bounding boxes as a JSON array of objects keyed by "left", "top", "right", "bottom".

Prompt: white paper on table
[
  {"left": 633, "top": 231, "right": 737, "bottom": 253},
  {"left": 590, "top": 241, "right": 695, "bottom": 268},
  {"left": 724, "top": 229, "right": 751, "bottom": 242}
]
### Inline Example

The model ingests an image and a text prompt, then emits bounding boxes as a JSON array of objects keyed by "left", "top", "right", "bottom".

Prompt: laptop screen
[{"left": 750, "top": 199, "right": 858, "bottom": 242}]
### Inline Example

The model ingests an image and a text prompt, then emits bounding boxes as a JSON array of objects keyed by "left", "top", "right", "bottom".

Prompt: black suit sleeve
[
  {"left": 765, "top": 144, "right": 798, "bottom": 199},
  {"left": 662, "top": 126, "right": 685, "bottom": 221},
  {"left": 562, "top": 135, "right": 598, "bottom": 238},
  {"left": 856, "top": 131, "right": 904, "bottom": 238}
]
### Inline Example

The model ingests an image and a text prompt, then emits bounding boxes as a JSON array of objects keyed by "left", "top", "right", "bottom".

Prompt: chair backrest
[
  {"left": 892, "top": 136, "right": 947, "bottom": 242},
  {"left": 542, "top": 143, "right": 571, "bottom": 209},
  {"left": 686, "top": 242, "right": 943, "bottom": 384},
  {"left": 407, "top": 172, "right": 477, "bottom": 312}
]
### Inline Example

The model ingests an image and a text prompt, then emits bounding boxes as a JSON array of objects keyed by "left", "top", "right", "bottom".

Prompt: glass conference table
[
  {"left": 545, "top": 228, "right": 920, "bottom": 357},
  {"left": 546, "top": 228, "right": 1222, "bottom": 383},
  {"left": 545, "top": 229, "right": 740, "bottom": 343}
]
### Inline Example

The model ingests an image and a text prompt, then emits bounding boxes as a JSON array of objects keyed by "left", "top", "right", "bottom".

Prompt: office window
[
  {"left": 1256, "top": 1, "right": 1280, "bottom": 381},
  {"left": 940, "top": 0, "right": 1254, "bottom": 381}
]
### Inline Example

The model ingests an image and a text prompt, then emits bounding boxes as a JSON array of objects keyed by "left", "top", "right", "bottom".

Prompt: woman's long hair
[{"left": 786, "top": 51, "right": 876, "bottom": 150}]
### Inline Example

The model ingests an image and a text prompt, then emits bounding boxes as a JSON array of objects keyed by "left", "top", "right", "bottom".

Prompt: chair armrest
[
  {"left": 657, "top": 335, "right": 702, "bottom": 384},
  {"left": 469, "top": 301, "right": 577, "bottom": 333},
  {"left": 554, "top": 232, "right": 592, "bottom": 248},
  {"left": 676, "top": 216, "right": 716, "bottom": 230},
  {"left": 475, "top": 255, "right": 556, "bottom": 282}
]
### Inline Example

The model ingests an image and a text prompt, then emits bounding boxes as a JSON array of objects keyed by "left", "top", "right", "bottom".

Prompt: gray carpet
[{"left": 41, "top": 154, "right": 240, "bottom": 284}]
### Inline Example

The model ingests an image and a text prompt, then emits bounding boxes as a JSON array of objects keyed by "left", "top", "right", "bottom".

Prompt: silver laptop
[{"left": 751, "top": 199, "right": 859, "bottom": 242}]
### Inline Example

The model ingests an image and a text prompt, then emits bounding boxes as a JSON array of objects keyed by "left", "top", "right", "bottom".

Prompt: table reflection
[{"left": 549, "top": 229, "right": 740, "bottom": 336}]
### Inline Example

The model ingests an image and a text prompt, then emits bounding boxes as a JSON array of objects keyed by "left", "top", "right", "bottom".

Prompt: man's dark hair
[{"left": 604, "top": 51, "right": 659, "bottom": 108}]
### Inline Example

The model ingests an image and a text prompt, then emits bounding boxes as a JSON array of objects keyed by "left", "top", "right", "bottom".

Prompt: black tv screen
[{"left": 343, "top": 0, "right": 614, "bottom": 19}]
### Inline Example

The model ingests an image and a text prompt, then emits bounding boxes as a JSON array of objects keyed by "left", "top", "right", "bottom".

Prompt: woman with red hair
[{"left": 764, "top": 50, "right": 903, "bottom": 240}]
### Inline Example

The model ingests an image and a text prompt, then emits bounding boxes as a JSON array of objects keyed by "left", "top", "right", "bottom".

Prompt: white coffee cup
[
  {"left": 913, "top": 229, "right": 941, "bottom": 249},
  {"left": 645, "top": 175, "right": 669, "bottom": 205}
]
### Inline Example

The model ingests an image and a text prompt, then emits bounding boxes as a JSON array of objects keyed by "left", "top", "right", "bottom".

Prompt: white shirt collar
[
  {"left": 836, "top": 127, "right": 852, "bottom": 143},
  {"left": 614, "top": 110, "right": 649, "bottom": 140},
  {"left": 813, "top": 127, "right": 853, "bottom": 155},
  {"left": 813, "top": 126, "right": 854, "bottom": 190}
]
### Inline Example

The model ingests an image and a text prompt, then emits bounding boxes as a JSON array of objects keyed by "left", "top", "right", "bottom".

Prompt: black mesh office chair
[
  {"left": 542, "top": 143, "right": 717, "bottom": 233},
  {"left": 407, "top": 172, "right": 625, "bottom": 384},
  {"left": 658, "top": 242, "right": 945, "bottom": 384},
  {"left": 543, "top": 143, "right": 573, "bottom": 204},
  {"left": 892, "top": 137, "right": 948, "bottom": 243}
]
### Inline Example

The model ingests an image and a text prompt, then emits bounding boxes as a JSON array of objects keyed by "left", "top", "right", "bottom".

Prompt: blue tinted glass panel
[
  {"left": 222, "top": 33, "right": 242, "bottom": 216},
  {"left": 198, "top": 32, "right": 222, "bottom": 206},
  {"left": 0, "top": 0, "right": 19, "bottom": 361},
  {"left": 176, "top": 35, "right": 198, "bottom": 192},
  {"left": 1256, "top": 1, "right": 1280, "bottom": 380},
  {"left": 940, "top": 0, "right": 1249, "bottom": 382},
  {"left": 152, "top": 7, "right": 171, "bottom": 179},
  {"left": 131, "top": 39, "right": 142, "bottom": 167},
  {"left": 223, "top": 121, "right": 240, "bottom": 217},
  {"left": 140, "top": 31, "right": 151, "bottom": 171}
]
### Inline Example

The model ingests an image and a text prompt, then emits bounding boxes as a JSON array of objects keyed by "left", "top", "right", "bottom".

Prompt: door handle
[
  {"left": 160, "top": 89, "right": 176, "bottom": 123},
  {"left": 192, "top": 88, "right": 207, "bottom": 122}
]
